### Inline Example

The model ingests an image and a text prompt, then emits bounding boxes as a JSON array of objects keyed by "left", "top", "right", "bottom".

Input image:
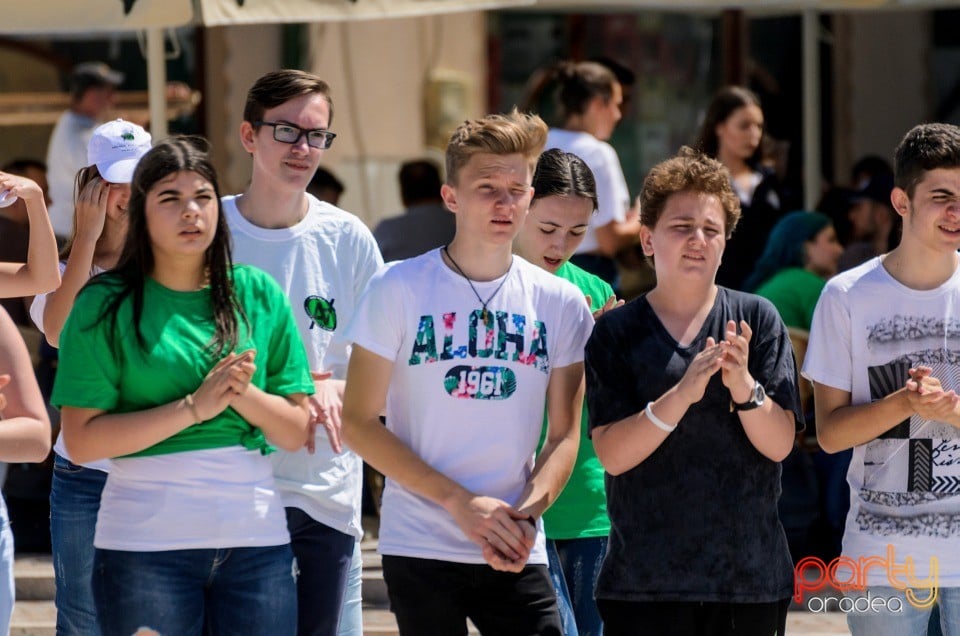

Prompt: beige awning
[
  {"left": 195, "top": 0, "right": 535, "bottom": 26},
  {"left": 0, "top": 0, "right": 534, "bottom": 33},
  {"left": 0, "top": 0, "right": 193, "bottom": 33},
  {"left": 530, "top": 0, "right": 958, "bottom": 12}
]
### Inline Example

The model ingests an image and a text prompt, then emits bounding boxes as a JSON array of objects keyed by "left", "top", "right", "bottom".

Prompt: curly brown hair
[{"left": 640, "top": 146, "right": 741, "bottom": 239}]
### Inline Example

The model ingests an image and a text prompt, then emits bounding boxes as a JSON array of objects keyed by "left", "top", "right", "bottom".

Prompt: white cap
[{"left": 87, "top": 119, "right": 152, "bottom": 184}]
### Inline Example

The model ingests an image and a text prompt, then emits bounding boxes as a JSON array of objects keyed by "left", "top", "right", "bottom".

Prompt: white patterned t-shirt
[
  {"left": 345, "top": 249, "right": 594, "bottom": 565},
  {"left": 804, "top": 256, "right": 960, "bottom": 588}
]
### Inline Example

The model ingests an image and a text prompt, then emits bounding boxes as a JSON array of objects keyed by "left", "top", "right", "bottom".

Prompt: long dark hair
[
  {"left": 695, "top": 86, "right": 764, "bottom": 166},
  {"left": 90, "top": 136, "right": 245, "bottom": 358},
  {"left": 531, "top": 148, "right": 598, "bottom": 212}
]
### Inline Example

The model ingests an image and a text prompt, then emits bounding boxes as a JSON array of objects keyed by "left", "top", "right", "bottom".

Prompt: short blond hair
[{"left": 445, "top": 110, "right": 548, "bottom": 186}]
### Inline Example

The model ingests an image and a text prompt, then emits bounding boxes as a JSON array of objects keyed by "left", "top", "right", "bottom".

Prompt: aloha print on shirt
[{"left": 408, "top": 308, "right": 549, "bottom": 400}]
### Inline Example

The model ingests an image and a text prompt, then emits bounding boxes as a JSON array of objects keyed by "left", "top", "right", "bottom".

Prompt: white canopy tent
[
  {"left": 533, "top": 0, "right": 957, "bottom": 11},
  {"left": 0, "top": 0, "right": 535, "bottom": 139},
  {"left": 0, "top": 0, "right": 954, "bottom": 205}
]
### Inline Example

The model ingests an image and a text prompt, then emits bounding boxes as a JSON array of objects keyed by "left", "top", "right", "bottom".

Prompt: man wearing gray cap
[{"left": 45, "top": 62, "right": 124, "bottom": 241}]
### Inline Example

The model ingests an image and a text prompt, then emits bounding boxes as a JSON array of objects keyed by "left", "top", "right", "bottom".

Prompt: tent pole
[
  {"left": 147, "top": 27, "right": 168, "bottom": 141},
  {"left": 803, "top": 10, "right": 821, "bottom": 209}
]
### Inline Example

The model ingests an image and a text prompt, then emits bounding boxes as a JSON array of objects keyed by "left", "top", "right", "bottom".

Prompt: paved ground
[
  {"left": 787, "top": 611, "right": 851, "bottom": 635},
  {"left": 12, "top": 545, "right": 858, "bottom": 635}
]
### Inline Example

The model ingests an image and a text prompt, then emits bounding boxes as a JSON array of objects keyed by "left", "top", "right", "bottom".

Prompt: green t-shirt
[
  {"left": 52, "top": 264, "right": 314, "bottom": 458},
  {"left": 539, "top": 260, "right": 612, "bottom": 539},
  {"left": 754, "top": 267, "right": 826, "bottom": 332}
]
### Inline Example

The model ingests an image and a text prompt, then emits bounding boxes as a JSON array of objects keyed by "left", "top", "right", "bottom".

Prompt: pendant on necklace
[{"left": 481, "top": 308, "right": 488, "bottom": 322}]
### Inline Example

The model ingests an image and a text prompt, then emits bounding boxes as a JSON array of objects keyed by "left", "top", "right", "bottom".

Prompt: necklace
[{"left": 442, "top": 245, "right": 512, "bottom": 322}]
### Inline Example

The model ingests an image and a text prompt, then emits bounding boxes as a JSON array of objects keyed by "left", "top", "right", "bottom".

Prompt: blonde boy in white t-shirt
[{"left": 343, "top": 111, "right": 593, "bottom": 635}]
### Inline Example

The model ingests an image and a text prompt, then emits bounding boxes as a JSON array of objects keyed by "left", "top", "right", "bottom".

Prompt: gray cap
[{"left": 70, "top": 62, "right": 124, "bottom": 93}]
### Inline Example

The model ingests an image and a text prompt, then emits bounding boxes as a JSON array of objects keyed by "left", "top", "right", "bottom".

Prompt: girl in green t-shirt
[
  {"left": 52, "top": 137, "right": 313, "bottom": 635},
  {"left": 513, "top": 148, "right": 621, "bottom": 636}
]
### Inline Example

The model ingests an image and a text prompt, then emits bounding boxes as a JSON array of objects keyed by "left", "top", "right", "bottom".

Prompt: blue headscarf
[{"left": 742, "top": 210, "right": 832, "bottom": 292}]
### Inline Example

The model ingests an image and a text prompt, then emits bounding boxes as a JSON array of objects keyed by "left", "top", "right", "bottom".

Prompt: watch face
[{"left": 754, "top": 383, "right": 766, "bottom": 405}]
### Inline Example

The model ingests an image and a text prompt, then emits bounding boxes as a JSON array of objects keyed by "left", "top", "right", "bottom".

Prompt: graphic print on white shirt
[
  {"left": 804, "top": 257, "right": 960, "bottom": 585},
  {"left": 304, "top": 295, "right": 337, "bottom": 332},
  {"left": 345, "top": 249, "right": 594, "bottom": 565},
  {"left": 408, "top": 309, "right": 549, "bottom": 400},
  {"left": 861, "top": 313, "right": 960, "bottom": 535},
  {"left": 222, "top": 193, "right": 384, "bottom": 540}
]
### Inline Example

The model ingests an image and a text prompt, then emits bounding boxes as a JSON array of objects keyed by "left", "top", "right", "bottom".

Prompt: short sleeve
[
  {"left": 585, "top": 313, "right": 642, "bottom": 432},
  {"left": 591, "top": 143, "right": 630, "bottom": 226},
  {"left": 587, "top": 278, "right": 615, "bottom": 314},
  {"left": 802, "top": 282, "right": 853, "bottom": 392},
  {"left": 261, "top": 278, "right": 315, "bottom": 397},
  {"left": 349, "top": 221, "right": 385, "bottom": 299},
  {"left": 29, "top": 261, "right": 67, "bottom": 334},
  {"left": 28, "top": 294, "right": 46, "bottom": 334},
  {"left": 50, "top": 287, "right": 122, "bottom": 410},
  {"left": 343, "top": 268, "right": 406, "bottom": 363},
  {"left": 552, "top": 285, "right": 594, "bottom": 369},
  {"left": 749, "top": 301, "right": 804, "bottom": 431}
]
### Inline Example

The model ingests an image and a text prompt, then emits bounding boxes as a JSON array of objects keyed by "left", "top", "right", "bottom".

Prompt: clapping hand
[{"left": 191, "top": 350, "right": 257, "bottom": 421}]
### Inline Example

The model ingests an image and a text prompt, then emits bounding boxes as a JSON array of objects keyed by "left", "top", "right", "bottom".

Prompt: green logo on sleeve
[{"left": 304, "top": 296, "right": 337, "bottom": 331}]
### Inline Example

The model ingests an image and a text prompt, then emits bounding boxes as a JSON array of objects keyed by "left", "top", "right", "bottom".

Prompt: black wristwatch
[{"left": 732, "top": 381, "right": 766, "bottom": 412}]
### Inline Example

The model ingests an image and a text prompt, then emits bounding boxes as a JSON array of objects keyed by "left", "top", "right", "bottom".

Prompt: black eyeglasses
[{"left": 255, "top": 121, "right": 337, "bottom": 150}]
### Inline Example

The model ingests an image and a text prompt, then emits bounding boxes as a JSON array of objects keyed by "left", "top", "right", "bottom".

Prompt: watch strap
[{"left": 731, "top": 381, "right": 764, "bottom": 412}]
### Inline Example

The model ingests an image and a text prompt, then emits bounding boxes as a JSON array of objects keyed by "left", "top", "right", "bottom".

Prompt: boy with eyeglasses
[
  {"left": 222, "top": 69, "right": 383, "bottom": 636},
  {"left": 341, "top": 110, "right": 593, "bottom": 635}
]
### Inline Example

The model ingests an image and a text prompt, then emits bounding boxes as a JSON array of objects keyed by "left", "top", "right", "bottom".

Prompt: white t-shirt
[
  {"left": 46, "top": 110, "right": 97, "bottom": 237},
  {"left": 95, "top": 447, "right": 289, "bottom": 550},
  {"left": 30, "top": 261, "right": 111, "bottom": 473},
  {"left": 545, "top": 128, "right": 630, "bottom": 255},
  {"left": 804, "top": 256, "right": 960, "bottom": 586},
  {"left": 223, "top": 194, "right": 383, "bottom": 539},
  {"left": 344, "top": 249, "right": 594, "bottom": 564}
]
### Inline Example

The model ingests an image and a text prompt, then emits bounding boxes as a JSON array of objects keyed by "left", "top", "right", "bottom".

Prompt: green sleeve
[
  {"left": 260, "top": 274, "right": 314, "bottom": 397},
  {"left": 589, "top": 279, "right": 615, "bottom": 313},
  {"left": 51, "top": 285, "right": 123, "bottom": 410}
]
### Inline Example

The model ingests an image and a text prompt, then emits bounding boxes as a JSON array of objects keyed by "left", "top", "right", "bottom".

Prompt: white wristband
[{"left": 645, "top": 402, "right": 677, "bottom": 433}]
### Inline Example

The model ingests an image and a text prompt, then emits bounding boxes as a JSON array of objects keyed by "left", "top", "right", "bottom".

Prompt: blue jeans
[
  {"left": 546, "top": 537, "right": 606, "bottom": 636},
  {"left": 93, "top": 544, "right": 297, "bottom": 636},
  {"left": 337, "top": 540, "right": 363, "bottom": 636},
  {"left": 0, "top": 497, "right": 14, "bottom": 636},
  {"left": 49, "top": 454, "right": 107, "bottom": 636},
  {"left": 286, "top": 507, "right": 357, "bottom": 636},
  {"left": 847, "top": 586, "right": 960, "bottom": 636}
]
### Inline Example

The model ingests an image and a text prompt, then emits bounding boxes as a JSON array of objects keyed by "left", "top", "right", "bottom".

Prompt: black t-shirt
[
  {"left": 585, "top": 287, "right": 803, "bottom": 603},
  {"left": 716, "top": 169, "right": 784, "bottom": 291}
]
